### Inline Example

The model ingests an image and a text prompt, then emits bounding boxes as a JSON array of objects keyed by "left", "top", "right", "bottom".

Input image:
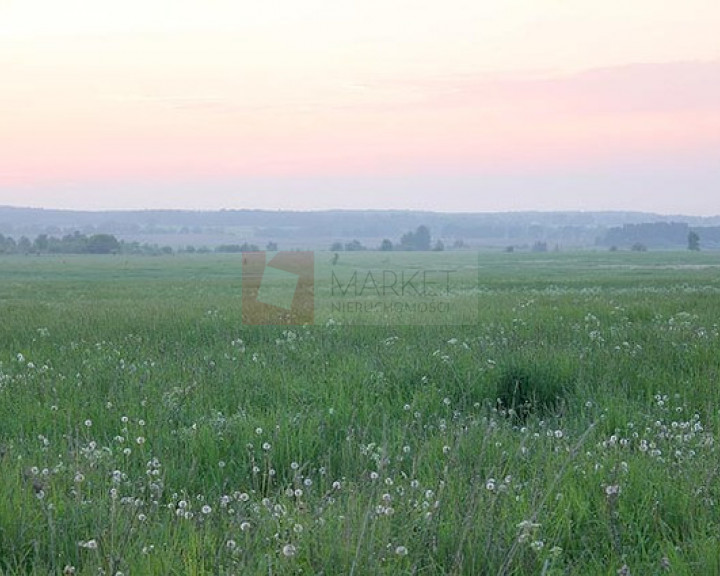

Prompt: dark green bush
[{"left": 495, "top": 356, "right": 573, "bottom": 420}]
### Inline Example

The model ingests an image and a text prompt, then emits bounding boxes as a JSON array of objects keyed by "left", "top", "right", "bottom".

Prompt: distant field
[{"left": 1, "top": 252, "right": 720, "bottom": 575}]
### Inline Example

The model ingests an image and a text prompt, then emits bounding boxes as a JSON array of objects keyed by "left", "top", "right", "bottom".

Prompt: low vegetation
[{"left": 0, "top": 252, "right": 719, "bottom": 575}]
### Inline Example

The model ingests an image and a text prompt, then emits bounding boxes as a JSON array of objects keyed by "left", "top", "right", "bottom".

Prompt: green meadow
[{"left": 1, "top": 251, "right": 720, "bottom": 575}]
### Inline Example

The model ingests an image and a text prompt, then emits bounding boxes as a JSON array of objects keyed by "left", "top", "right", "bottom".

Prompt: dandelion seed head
[{"left": 282, "top": 544, "right": 297, "bottom": 558}]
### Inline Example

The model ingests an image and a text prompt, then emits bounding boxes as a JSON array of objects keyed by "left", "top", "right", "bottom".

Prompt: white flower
[
  {"left": 395, "top": 545, "right": 408, "bottom": 556},
  {"left": 282, "top": 544, "right": 297, "bottom": 558},
  {"left": 202, "top": 505, "right": 212, "bottom": 514},
  {"left": 605, "top": 484, "right": 621, "bottom": 496},
  {"left": 240, "top": 522, "right": 251, "bottom": 532}
]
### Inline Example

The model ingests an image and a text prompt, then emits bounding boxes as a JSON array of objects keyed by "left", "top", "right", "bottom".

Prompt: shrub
[{"left": 495, "top": 356, "right": 573, "bottom": 420}]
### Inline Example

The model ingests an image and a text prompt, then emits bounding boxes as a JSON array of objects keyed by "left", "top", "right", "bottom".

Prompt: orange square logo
[{"left": 242, "top": 251, "right": 314, "bottom": 325}]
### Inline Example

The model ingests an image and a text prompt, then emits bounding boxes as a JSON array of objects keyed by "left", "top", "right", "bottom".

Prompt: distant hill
[{"left": 1, "top": 206, "right": 719, "bottom": 250}]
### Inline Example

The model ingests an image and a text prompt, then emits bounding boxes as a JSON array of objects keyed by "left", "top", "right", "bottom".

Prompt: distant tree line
[
  {"left": 599, "top": 222, "right": 720, "bottom": 250},
  {"left": 0, "top": 232, "right": 283, "bottom": 256},
  {"left": 0, "top": 232, "right": 174, "bottom": 256},
  {"left": 331, "top": 226, "right": 448, "bottom": 252}
]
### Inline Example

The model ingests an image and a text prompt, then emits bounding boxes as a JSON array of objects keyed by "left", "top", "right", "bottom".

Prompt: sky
[{"left": 1, "top": 0, "right": 719, "bottom": 215}]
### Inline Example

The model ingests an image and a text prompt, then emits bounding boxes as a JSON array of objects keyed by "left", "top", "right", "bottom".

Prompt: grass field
[{"left": 1, "top": 251, "right": 720, "bottom": 575}]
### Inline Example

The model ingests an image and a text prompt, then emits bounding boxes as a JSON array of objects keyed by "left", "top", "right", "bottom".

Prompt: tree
[
  {"left": 330, "top": 241, "right": 344, "bottom": 251},
  {"left": 399, "top": 225, "right": 432, "bottom": 251},
  {"left": 379, "top": 239, "right": 393, "bottom": 251},
  {"left": 432, "top": 240, "right": 444, "bottom": 251},
  {"left": 631, "top": 242, "right": 647, "bottom": 252},
  {"left": 266, "top": 241, "right": 278, "bottom": 251},
  {"left": 344, "top": 239, "right": 365, "bottom": 251},
  {"left": 33, "top": 234, "right": 49, "bottom": 253},
  {"left": 688, "top": 231, "right": 700, "bottom": 251},
  {"left": 18, "top": 236, "right": 32, "bottom": 253},
  {"left": 414, "top": 225, "right": 431, "bottom": 251},
  {"left": 86, "top": 234, "right": 120, "bottom": 254}
]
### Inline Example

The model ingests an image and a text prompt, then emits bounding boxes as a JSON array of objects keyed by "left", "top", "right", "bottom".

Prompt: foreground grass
[{"left": 1, "top": 253, "right": 720, "bottom": 575}]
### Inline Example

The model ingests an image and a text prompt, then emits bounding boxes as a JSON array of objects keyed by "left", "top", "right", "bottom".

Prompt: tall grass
[{"left": 0, "top": 252, "right": 719, "bottom": 574}]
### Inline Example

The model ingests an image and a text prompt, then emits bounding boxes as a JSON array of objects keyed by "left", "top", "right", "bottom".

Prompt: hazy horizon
[{"left": 2, "top": 1, "right": 719, "bottom": 215}]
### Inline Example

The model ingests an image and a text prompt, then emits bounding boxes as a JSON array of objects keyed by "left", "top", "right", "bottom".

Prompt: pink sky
[{"left": 1, "top": 1, "right": 719, "bottom": 214}]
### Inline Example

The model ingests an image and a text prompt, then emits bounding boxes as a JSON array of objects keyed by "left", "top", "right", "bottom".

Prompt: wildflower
[
  {"left": 395, "top": 545, "right": 409, "bottom": 556},
  {"left": 79, "top": 539, "right": 98, "bottom": 550},
  {"left": 84, "top": 420, "right": 92, "bottom": 428},
  {"left": 605, "top": 484, "right": 621, "bottom": 496},
  {"left": 240, "top": 521, "right": 251, "bottom": 532},
  {"left": 226, "top": 540, "right": 237, "bottom": 550},
  {"left": 282, "top": 544, "right": 297, "bottom": 558}
]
